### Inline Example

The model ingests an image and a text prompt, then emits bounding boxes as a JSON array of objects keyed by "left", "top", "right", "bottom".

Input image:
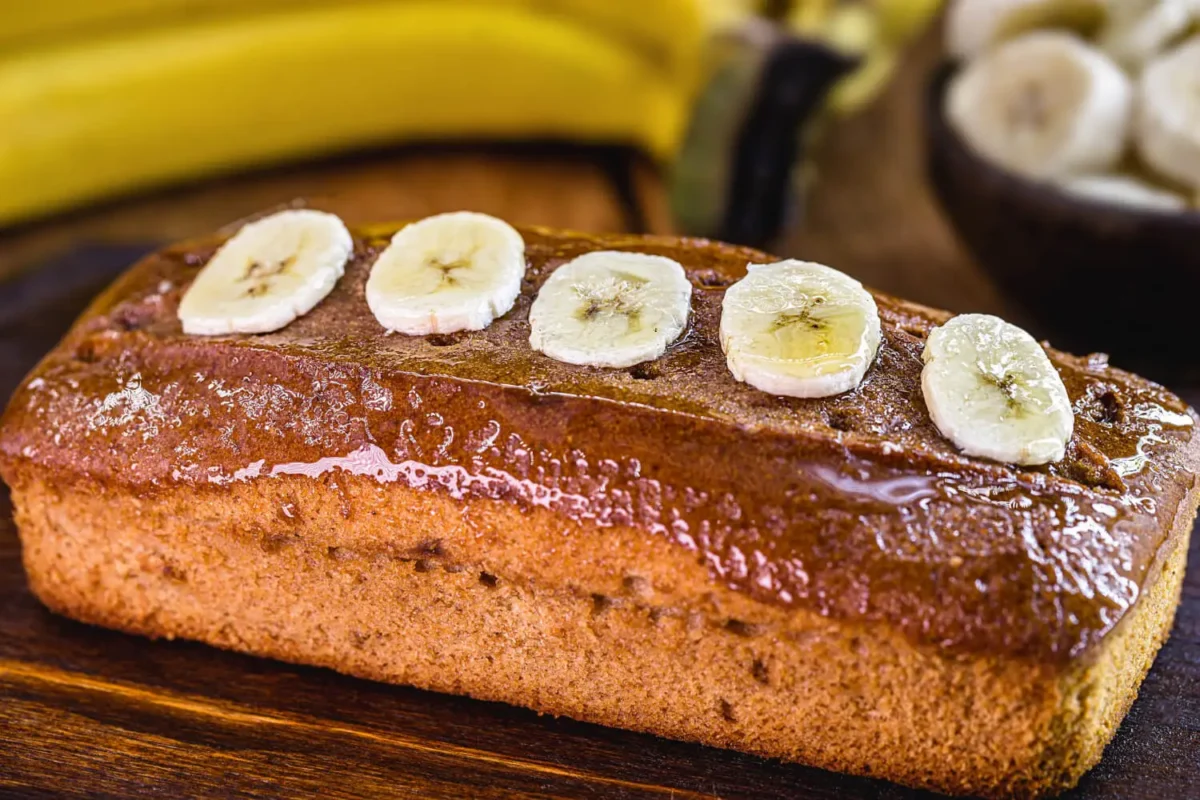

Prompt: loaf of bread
[{"left": 1, "top": 221, "right": 1197, "bottom": 799}]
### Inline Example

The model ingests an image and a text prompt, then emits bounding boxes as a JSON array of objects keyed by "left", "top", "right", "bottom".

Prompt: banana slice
[
  {"left": 1056, "top": 173, "right": 1189, "bottom": 211},
  {"left": 945, "top": 0, "right": 1107, "bottom": 60},
  {"left": 366, "top": 211, "right": 526, "bottom": 335},
  {"left": 1098, "top": 0, "right": 1199, "bottom": 70},
  {"left": 528, "top": 251, "right": 691, "bottom": 368},
  {"left": 1137, "top": 36, "right": 1200, "bottom": 191},
  {"left": 720, "top": 261, "right": 881, "bottom": 399},
  {"left": 178, "top": 209, "right": 352, "bottom": 335},
  {"left": 947, "top": 31, "right": 1133, "bottom": 180},
  {"left": 922, "top": 314, "right": 1073, "bottom": 465}
]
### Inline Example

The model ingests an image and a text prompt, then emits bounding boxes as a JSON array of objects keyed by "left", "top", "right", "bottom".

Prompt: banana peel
[
  {"left": 0, "top": 0, "right": 701, "bottom": 81},
  {"left": 0, "top": 0, "right": 702, "bottom": 226}
]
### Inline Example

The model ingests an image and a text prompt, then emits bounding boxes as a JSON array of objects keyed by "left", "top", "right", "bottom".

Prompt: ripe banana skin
[
  {"left": 0, "top": 1, "right": 701, "bottom": 226},
  {"left": 1, "top": 0, "right": 701, "bottom": 82}
]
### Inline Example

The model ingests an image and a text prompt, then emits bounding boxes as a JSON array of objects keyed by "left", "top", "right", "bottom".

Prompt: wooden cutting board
[{"left": 1, "top": 32, "right": 1198, "bottom": 798}]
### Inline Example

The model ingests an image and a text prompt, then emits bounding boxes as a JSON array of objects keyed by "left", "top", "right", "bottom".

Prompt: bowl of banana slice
[{"left": 925, "top": 0, "right": 1200, "bottom": 382}]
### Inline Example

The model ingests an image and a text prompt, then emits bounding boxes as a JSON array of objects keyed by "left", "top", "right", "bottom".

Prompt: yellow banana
[
  {"left": 1, "top": 0, "right": 701, "bottom": 80},
  {"left": 0, "top": 1, "right": 702, "bottom": 226}
]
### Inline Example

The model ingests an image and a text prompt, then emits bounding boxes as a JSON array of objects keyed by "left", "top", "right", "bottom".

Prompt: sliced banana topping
[
  {"left": 366, "top": 211, "right": 525, "bottom": 335},
  {"left": 178, "top": 209, "right": 352, "bottom": 335},
  {"left": 946, "top": 0, "right": 1107, "bottom": 60},
  {"left": 1099, "top": 0, "right": 1199, "bottom": 71},
  {"left": 922, "top": 314, "right": 1073, "bottom": 465},
  {"left": 1056, "top": 173, "right": 1189, "bottom": 211},
  {"left": 720, "top": 261, "right": 881, "bottom": 399},
  {"left": 947, "top": 31, "right": 1132, "bottom": 180},
  {"left": 528, "top": 251, "right": 691, "bottom": 369},
  {"left": 1137, "top": 36, "right": 1200, "bottom": 191}
]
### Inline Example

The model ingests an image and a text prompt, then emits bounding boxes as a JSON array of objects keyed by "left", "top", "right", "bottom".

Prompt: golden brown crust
[{"left": 8, "top": 467, "right": 1192, "bottom": 799}]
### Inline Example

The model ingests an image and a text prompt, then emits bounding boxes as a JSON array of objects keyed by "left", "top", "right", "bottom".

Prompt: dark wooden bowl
[{"left": 925, "top": 64, "right": 1200, "bottom": 385}]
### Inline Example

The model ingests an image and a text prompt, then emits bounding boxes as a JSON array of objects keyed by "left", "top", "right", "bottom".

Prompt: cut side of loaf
[{"left": 2, "top": 224, "right": 1197, "bottom": 799}]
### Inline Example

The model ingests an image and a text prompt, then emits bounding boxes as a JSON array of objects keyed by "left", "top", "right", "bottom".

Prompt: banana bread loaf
[{"left": 1, "top": 222, "right": 1197, "bottom": 798}]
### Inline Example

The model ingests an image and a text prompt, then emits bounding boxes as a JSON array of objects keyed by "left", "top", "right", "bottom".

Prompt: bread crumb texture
[{"left": 9, "top": 469, "right": 1191, "bottom": 799}]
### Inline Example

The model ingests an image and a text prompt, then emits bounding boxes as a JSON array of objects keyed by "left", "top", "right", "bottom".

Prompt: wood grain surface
[{"left": 1, "top": 29, "right": 1198, "bottom": 800}]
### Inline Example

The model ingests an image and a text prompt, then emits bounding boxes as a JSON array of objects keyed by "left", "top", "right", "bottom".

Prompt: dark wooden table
[{"left": 1, "top": 29, "right": 1197, "bottom": 800}]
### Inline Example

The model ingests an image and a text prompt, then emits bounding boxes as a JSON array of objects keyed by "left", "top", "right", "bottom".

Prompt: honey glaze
[{"left": 1, "top": 225, "right": 1197, "bottom": 664}]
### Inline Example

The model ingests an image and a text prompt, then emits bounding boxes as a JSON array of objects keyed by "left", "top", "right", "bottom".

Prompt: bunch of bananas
[
  {"left": 0, "top": 0, "right": 704, "bottom": 226},
  {"left": 0, "top": 0, "right": 942, "bottom": 228}
]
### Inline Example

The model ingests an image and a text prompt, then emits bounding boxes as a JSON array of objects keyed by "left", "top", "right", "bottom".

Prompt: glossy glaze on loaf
[{"left": 1, "top": 224, "right": 1197, "bottom": 665}]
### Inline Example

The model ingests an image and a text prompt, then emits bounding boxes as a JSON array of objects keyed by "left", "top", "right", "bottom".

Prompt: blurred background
[{"left": 2, "top": 0, "right": 1198, "bottom": 386}]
